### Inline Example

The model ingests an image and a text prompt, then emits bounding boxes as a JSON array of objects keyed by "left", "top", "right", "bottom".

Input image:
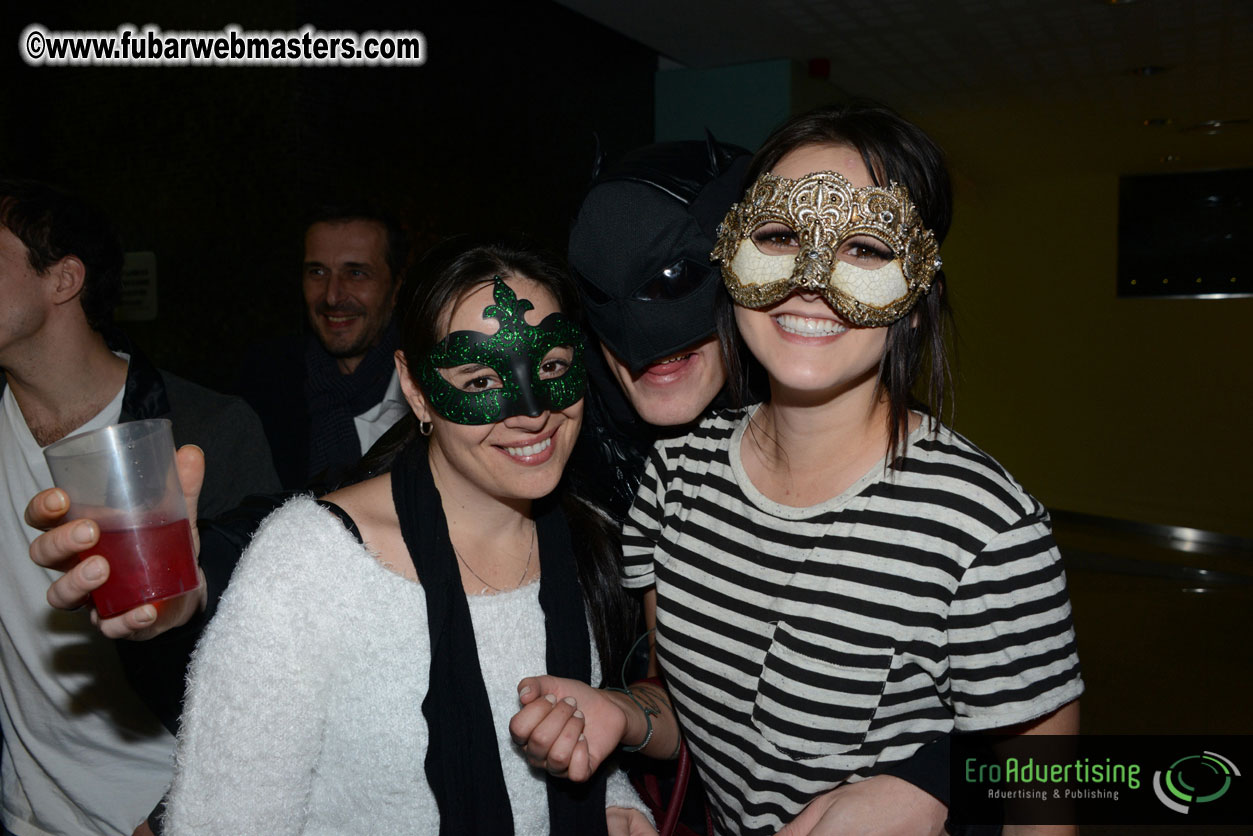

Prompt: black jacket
[{"left": 81, "top": 337, "right": 283, "bottom": 731}]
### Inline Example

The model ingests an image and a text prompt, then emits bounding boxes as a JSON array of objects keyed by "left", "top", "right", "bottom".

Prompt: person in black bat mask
[{"left": 566, "top": 138, "right": 753, "bottom": 523}]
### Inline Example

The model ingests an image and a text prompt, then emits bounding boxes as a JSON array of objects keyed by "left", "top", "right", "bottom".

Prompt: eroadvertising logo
[
  {"left": 1153, "top": 750, "right": 1241, "bottom": 814},
  {"left": 951, "top": 735, "right": 1249, "bottom": 826}
]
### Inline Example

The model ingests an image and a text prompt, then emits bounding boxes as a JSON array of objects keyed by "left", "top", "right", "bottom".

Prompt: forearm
[
  {"left": 113, "top": 619, "right": 206, "bottom": 735},
  {"left": 881, "top": 734, "right": 949, "bottom": 807},
  {"left": 607, "top": 678, "right": 681, "bottom": 760},
  {"left": 995, "top": 702, "right": 1081, "bottom": 836},
  {"left": 114, "top": 507, "right": 267, "bottom": 733}
]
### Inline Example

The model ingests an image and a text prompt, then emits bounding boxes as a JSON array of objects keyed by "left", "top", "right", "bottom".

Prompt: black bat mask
[{"left": 568, "top": 138, "right": 750, "bottom": 373}]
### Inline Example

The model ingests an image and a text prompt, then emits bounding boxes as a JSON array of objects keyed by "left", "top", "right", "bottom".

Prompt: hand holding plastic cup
[{"left": 43, "top": 418, "right": 200, "bottom": 619}]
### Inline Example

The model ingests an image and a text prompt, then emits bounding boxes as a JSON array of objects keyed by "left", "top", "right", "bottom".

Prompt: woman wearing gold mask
[{"left": 512, "top": 103, "right": 1083, "bottom": 836}]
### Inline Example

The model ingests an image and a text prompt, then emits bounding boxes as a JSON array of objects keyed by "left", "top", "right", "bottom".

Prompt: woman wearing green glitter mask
[{"left": 164, "top": 240, "right": 655, "bottom": 835}]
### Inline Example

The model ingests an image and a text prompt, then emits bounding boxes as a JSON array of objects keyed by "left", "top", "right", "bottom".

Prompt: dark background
[{"left": 0, "top": 0, "right": 657, "bottom": 391}]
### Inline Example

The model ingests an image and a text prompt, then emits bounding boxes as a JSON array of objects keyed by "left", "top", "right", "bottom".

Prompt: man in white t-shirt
[{"left": 0, "top": 180, "right": 278, "bottom": 836}]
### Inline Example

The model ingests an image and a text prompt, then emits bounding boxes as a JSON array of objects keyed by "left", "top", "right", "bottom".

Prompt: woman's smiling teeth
[
  {"left": 503, "top": 437, "right": 552, "bottom": 458},
  {"left": 774, "top": 313, "right": 848, "bottom": 337}
]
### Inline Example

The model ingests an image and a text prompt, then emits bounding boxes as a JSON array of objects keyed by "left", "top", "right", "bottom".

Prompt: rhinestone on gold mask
[{"left": 712, "top": 170, "right": 941, "bottom": 326}]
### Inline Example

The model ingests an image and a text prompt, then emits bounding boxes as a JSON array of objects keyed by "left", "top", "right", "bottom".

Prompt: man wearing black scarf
[{"left": 235, "top": 205, "right": 410, "bottom": 490}]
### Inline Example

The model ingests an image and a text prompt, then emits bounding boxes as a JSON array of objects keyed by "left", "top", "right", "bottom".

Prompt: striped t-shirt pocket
[{"left": 750, "top": 620, "right": 893, "bottom": 760}]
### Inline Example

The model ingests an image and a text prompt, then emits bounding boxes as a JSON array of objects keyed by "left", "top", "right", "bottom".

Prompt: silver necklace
[{"left": 453, "top": 523, "right": 535, "bottom": 592}]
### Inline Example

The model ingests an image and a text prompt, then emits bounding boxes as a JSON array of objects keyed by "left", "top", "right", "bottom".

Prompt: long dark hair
[
  {"left": 359, "top": 235, "right": 637, "bottom": 679},
  {"left": 726, "top": 101, "right": 954, "bottom": 464}
]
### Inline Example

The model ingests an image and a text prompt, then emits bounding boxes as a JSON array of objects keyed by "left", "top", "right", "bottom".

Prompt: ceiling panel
[{"left": 556, "top": 0, "right": 1253, "bottom": 174}]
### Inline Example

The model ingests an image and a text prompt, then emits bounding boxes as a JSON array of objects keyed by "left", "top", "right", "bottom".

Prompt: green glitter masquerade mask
[{"left": 418, "top": 277, "right": 587, "bottom": 425}]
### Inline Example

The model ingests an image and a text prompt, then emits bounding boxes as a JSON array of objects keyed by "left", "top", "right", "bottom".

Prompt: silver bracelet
[{"left": 609, "top": 686, "right": 658, "bottom": 753}]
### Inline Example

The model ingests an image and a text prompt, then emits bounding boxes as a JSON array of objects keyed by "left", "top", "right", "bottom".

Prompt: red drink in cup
[
  {"left": 87, "top": 518, "right": 198, "bottom": 618},
  {"left": 45, "top": 419, "right": 200, "bottom": 618}
]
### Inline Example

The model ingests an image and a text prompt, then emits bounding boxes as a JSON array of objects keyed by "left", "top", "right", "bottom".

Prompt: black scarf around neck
[
  {"left": 305, "top": 322, "right": 398, "bottom": 480},
  {"left": 390, "top": 443, "right": 609, "bottom": 835}
]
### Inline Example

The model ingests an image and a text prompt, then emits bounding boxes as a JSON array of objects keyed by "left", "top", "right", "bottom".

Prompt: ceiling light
[{"left": 1182, "top": 118, "right": 1250, "bottom": 134}]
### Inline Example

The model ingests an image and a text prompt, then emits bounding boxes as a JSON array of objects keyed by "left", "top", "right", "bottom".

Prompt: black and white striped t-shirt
[{"left": 621, "top": 410, "right": 1083, "bottom": 836}]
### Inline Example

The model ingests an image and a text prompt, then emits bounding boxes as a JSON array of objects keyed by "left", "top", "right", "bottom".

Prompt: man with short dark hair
[
  {"left": 0, "top": 179, "right": 279, "bottom": 836},
  {"left": 235, "top": 205, "right": 408, "bottom": 489}
]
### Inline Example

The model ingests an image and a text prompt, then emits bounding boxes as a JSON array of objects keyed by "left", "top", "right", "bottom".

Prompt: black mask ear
[
  {"left": 705, "top": 128, "right": 739, "bottom": 175},
  {"left": 569, "top": 139, "right": 752, "bottom": 370},
  {"left": 691, "top": 155, "right": 751, "bottom": 242},
  {"left": 589, "top": 132, "right": 606, "bottom": 184}
]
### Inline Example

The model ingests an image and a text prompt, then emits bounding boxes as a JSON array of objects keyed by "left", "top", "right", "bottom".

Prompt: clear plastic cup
[{"left": 43, "top": 418, "right": 198, "bottom": 618}]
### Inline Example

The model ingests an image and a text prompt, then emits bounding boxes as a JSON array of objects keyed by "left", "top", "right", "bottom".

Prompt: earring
[{"left": 419, "top": 419, "right": 433, "bottom": 437}]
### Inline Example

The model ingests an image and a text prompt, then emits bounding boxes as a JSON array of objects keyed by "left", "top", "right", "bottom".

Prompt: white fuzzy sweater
[{"left": 165, "top": 497, "right": 647, "bottom": 835}]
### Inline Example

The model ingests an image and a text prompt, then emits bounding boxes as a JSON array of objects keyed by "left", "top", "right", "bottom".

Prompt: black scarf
[
  {"left": 305, "top": 322, "right": 398, "bottom": 480},
  {"left": 390, "top": 444, "right": 609, "bottom": 835}
]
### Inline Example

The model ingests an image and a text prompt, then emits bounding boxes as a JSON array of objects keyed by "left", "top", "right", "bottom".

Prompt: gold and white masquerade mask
[{"left": 712, "top": 170, "right": 941, "bottom": 326}]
